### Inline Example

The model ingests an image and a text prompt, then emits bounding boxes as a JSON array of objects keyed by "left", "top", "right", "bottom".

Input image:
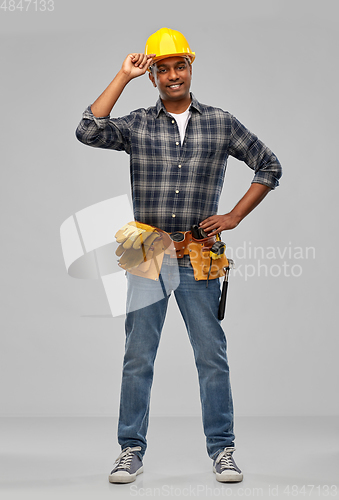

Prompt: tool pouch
[
  {"left": 187, "top": 234, "right": 229, "bottom": 281},
  {"left": 115, "top": 221, "right": 173, "bottom": 281},
  {"left": 123, "top": 238, "right": 167, "bottom": 281}
]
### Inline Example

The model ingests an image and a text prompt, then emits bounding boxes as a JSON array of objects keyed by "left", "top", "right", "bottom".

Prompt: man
[{"left": 76, "top": 27, "right": 282, "bottom": 484}]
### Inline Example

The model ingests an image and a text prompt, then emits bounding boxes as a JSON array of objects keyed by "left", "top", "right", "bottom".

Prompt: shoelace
[
  {"left": 114, "top": 446, "right": 141, "bottom": 471},
  {"left": 216, "top": 447, "right": 237, "bottom": 471}
]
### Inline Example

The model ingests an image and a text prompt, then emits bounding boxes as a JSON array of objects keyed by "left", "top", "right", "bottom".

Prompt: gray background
[{"left": 1, "top": 0, "right": 338, "bottom": 421}]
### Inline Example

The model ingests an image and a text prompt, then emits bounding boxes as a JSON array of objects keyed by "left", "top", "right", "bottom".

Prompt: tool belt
[
  {"left": 115, "top": 221, "right": 229, "bottom": 281},
  {"left": 165, "top": 230, "right": 229, "bottom": 281}
]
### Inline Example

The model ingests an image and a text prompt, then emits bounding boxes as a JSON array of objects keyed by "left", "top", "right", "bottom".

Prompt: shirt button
[
  {"left": 172, "top": 120, "right": 175, "bottom": 124},
  {"left": 175, "top": 190, "right": 179, "bottom": 194},
  {"left": 172, "top": 214, "right": 176, "bottom": 218},
  {"left": 178, "top": 164, "right": 182, "bottom": 168},
  {"left": 176, "top": 141, "right": 179, "bottom": 146}
]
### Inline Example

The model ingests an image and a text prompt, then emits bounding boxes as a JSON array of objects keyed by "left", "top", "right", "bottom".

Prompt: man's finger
[
  {"left": 199, "top": 219, "right": 215, "bottom": 230},
  {"left": 138, "top": 55, "right": 148, "bottom": 68},
  {"left": 134, "top": 54, "right": 144, "bottom": 66}
]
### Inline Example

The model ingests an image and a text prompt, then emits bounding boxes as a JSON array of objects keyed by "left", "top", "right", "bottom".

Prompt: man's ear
[{"left": 149, "top": 72, "right": 157, "bottom": 88}]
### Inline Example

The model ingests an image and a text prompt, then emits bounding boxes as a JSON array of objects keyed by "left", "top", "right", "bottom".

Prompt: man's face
[{"left": 149, "top": 56, "right": 192, "bottom": 103}]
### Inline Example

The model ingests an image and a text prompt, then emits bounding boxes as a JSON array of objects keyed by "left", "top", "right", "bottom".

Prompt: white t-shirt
[{"left": 168, "top": 108, "right": 191, "bottom": 145}]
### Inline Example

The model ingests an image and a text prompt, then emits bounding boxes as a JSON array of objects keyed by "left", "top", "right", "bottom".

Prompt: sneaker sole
[
  {"left": 109, "top": 466, "right": 143, "bottom": 484},
  {"left": 213, "top": 466, "right": 243, "bottom": 482}
]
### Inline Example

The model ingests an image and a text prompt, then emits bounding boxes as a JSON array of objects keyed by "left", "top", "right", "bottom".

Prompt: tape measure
[{"left": 210, "top": 241, "right": 226, "bottom": 260}]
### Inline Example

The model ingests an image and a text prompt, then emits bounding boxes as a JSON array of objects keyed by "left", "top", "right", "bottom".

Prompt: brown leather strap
[
  {"left": 169, "top": 231, "right": 191, "bottom": 258},
  {"left": 164, "top": 231, "right": 218, "bottom": 258}
]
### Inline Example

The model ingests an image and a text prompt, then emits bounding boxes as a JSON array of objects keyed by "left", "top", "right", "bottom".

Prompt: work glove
[{"left": 115, "top": 221, "right": 161, "bottom": 270}]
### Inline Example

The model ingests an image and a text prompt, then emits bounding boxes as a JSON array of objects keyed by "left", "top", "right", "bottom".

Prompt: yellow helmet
[{"left": 145, "top": 27, "right": 195, "bottom": 67}]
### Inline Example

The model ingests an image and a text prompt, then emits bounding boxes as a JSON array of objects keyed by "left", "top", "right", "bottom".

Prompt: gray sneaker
[
  {"left": 213, "top": 447, "right": 243, "bottom": 482},
  {"left": 109, "top": 446, "right": 143, "bottom": 483}
]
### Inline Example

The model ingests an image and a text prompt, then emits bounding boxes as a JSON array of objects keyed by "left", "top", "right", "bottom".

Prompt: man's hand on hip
[
  {"left": 199, "top": 214, "right": 241, "bottom": 237},
  {"left": 199, "top": 183, "right": 272, "bottom": 237}
]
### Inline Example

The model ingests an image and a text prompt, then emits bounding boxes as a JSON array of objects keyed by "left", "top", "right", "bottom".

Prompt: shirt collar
[{"left": 155, "top": 93, "right": 203, "bottom": 117}]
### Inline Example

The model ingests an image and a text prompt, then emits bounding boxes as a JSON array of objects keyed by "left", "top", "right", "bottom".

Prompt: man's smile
[{"left": 167, "top": 83, "right": 183, "bottom": 89}]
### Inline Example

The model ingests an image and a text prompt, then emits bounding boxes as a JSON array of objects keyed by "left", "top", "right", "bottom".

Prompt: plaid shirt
[{"left": 76, "top": 94, "right": 282, "bottom": 234}]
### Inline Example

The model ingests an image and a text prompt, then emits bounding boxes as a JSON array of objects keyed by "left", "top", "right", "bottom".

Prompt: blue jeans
[{"left": 117, "top": 257, "right": 235, "bottom": 460}]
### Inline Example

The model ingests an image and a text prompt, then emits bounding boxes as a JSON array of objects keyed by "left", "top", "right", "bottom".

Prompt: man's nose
[{"left": 168, "top": 68, "right": 179, "bottom": 80}]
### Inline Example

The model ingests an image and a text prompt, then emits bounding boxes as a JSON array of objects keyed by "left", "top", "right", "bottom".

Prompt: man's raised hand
[
  {"left": 90, "top": 53, "right": 156, "bottom": 117},
  {"left": 121, "top": 53, "right": 155, "bottom": 80}
]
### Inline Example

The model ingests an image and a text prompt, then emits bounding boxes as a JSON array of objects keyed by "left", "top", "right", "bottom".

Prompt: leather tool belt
[
  {"left": 165, "top": 230, "right": 229, "bottom": 281},
  {"left": 115, "top": 221, "right": 229, "bottom": 281}
]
